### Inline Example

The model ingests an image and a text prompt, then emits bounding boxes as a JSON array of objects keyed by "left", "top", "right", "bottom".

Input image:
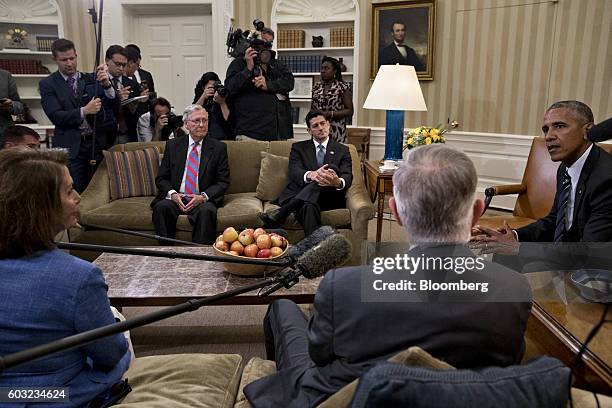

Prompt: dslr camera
[
  {"left": 165, "top": 112, "right": 184, "bottom": 130},
  {"left": 226, "top": 19, "right": 275, "bottom": 77},
  {"left": 213, "top": 80, "right": 228, "bottom": 98}
]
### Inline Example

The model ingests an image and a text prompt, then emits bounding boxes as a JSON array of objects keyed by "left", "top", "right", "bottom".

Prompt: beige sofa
[
  {"left": 115, "top": 349, "right": 607, "bottom": 408},
  {"left": 74, "top": 140, "right": 374, "bottom": 263}
]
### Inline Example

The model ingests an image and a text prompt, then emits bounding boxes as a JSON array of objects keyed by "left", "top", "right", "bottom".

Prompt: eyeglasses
[
  {"left": 188, "top": 118, "right": 208, "bottom": 126},
  {"left": 110, "top": 60, "right": 127, "bottom": 68}
]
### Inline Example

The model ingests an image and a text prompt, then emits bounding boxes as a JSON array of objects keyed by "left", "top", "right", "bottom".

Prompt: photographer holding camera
[
  {"left": 225, "top": 23, "right": 294, "bottom": 141},
  {"left": 137, "top": 97, "right": 185, "bottom": 142},
  {"left": 193, "top": 72, "right": 232, "bottom": 140}
]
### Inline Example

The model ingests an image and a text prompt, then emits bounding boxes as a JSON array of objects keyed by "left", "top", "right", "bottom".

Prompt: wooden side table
[{"left": 364, "top": 160, "right": 395, "bottom": 242}]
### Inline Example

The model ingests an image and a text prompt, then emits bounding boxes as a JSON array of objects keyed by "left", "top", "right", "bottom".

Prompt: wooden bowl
[{"left": 212, "top": 244, "right": 289, "bottom": 277}]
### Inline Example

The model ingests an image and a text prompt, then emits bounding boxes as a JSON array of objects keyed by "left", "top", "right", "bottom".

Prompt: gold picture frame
[{"left": 371, "top": 0, "right": 436, "bottom": 81}]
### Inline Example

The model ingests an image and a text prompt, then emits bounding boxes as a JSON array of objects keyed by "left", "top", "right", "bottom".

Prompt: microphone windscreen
[
  {"left": 296, "top": 234, "right": 352, "bottom": 279},
  {"left": 287, "top": 226, "right": 335, "bottom": 261}
]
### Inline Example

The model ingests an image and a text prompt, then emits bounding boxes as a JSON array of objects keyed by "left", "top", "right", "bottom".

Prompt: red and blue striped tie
[{"left": 185, "top": 142, "right": 200, "bottom": 195}]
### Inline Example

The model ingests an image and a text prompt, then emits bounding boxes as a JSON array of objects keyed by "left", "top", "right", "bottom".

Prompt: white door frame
[{"left": 103, "top": 0, "right": 232, "bottom": 79}]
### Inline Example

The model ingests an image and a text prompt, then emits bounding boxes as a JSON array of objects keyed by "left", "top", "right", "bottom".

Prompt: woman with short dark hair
[{"left": 0, "top": 148, "right": 131, "bottom": 405}]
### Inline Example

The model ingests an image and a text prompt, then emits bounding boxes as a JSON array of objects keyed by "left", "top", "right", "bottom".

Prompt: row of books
[
  {"left": 278, "top": 29, "right": 305, "bottom": 49},
  {"left": 0, "top": 59, "right": 50, "bottom": 74},
  {"left": 278, "top": 55, "right": 324, "bottom": 73},
  {"left": 329, "top": 27, "right": 354, "bottom": 47},
  {"left": 36, "top": 36, "right": 58, "bottom": 52}
]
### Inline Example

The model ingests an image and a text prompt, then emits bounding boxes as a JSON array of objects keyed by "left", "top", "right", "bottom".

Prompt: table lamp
[{"left": 363, "top": 64, "right": 427, "bottom": 160}]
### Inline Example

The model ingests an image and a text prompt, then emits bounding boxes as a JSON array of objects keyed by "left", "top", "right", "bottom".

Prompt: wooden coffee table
[{"left": 94, "top": 246, "right": 321, "bottom": 308}]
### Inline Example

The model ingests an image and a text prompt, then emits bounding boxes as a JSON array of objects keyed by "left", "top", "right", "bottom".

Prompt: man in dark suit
[
  {"left": 472, "top": 100, "right": 612, "bottom": 256},
  {"left": 105, "top": 45, "right": 145, "bottom": 144},
  {"left": 379, "top": 21, "right": 425, "bottom": 71},
  {"left": 258, "top": 110, "right": 352, "bottom": 236},
  {"left": 0, "top": 68, "right": 24, "bottom": 137},
  {"left": 245, "top": 145, "right": 532, "bottom": 407},
  {"left": 151, "top": 104, "right": 230, "bottom": 244},
  {"left": 125, "top": 44, "right": 156, "bottom": 97},
  {"left": 40, "top": 38, "right": 118, "bottom": 193}
]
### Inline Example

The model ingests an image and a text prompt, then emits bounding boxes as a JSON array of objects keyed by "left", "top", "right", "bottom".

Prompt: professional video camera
[{"left": 226, "top": 19, "right": 274, "bottom": 77}]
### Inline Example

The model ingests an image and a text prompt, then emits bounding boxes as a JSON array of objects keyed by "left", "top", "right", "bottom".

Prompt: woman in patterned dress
[{"left": 311, "top": 57, "right": 354, "bottom": 143}]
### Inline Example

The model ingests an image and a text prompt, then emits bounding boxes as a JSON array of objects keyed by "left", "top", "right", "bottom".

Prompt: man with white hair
[
  {"left": 151, "top": 104, "right": 229, "bottom": 244},
  {"left": 245, "top": 145, "right": 532, "bottom": 408}
]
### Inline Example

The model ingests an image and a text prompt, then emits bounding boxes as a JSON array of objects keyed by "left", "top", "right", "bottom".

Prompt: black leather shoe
[{"left": 258, "top": 209, "right": 284, "bottom": 228}]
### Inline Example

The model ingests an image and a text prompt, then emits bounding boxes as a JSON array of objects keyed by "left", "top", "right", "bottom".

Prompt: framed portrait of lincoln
[{"left": 371, "top": 0, "right": 435, "bottom": 80}]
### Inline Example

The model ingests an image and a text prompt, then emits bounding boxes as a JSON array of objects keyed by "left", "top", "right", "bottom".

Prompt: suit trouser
[
  {"left": 264, "top": 299, "right": 313, "bottom": 371},
  {"left": 152, "top": 199, "right": 217, "bottom": 244},
  {"left": 69, "top": 138, "right": 103, "bottom": 194}
]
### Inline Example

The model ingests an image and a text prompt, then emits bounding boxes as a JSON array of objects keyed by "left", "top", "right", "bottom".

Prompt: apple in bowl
[{"left": 212, "top": 227, "right": 289, "bottom": 276}]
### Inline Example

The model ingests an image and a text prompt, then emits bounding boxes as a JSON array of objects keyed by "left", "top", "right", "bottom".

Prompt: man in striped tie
[
  {"left": 151, "top": 105, "right": 230, "bottom": 244},
  {"left": 472, "top": 100, "right": 612, "bottom": 255}
]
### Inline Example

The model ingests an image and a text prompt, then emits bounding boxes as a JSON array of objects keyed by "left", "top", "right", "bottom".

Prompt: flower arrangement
[{"left": 404, "top": 124, "right": 449, "bottom": 150}]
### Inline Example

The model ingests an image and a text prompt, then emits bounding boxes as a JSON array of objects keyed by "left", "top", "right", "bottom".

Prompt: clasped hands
[
  {"left": 171, "top": 193, "right": 206, "bottom": 213},
  {"left": 470, "top": 220, "right": 520, "bottom": 255},
  {"left": 308, "top": 165, "right": 342, "bottom": 188}
]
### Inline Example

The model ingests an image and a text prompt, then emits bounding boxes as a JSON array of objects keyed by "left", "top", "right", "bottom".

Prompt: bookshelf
[
  {"left": 271, "top": 0, "right": 360, "bottom": 128},
  {"left": 0, "top": 0, "right": 63, "bottom": 140}
]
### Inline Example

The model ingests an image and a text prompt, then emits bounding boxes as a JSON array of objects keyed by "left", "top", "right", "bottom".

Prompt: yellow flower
[
  {"left": 422, "top": 129, "right": 430, "bottom": 137},
  {"left": 432, "top": 135, "right": 440, "bottom": 142},
  {"left": 426, "top": 137, "right": 432, "bottom": 145},
  {"left": 406, "top": 137, "right": 414, "bottom": 145},
  {"left": 430, "top": 129, "right": 440, "bottom": 137}
]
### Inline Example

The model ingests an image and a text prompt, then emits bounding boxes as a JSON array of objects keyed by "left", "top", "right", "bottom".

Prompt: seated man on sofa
[
  {"left": 258, "top": 110, "right": 352, "bottom": 236},
  {"left": 151, "top": 104, "right": 230, "bottom": 244},
  {"left": 245, "top": 145, "right": 532, "bottom": 407}
]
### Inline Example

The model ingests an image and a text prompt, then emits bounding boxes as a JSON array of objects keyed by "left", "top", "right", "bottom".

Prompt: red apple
[
  {"left": 253, "top": 227, "right": 266, "bottom": 239},
  {"left": 257, "top": 248, "right": 271, "bottom": 258},
  {"left": 244, "top": 244, "right": 259, "bottom": 258},
  {"left": 215, "top": 241, "right": 229, "bottom": 252},
  {"left": 229, "top": 250, "right": 240, "bottom": 256},
  {"left": 238, "top": 230, "right": 254, "bottom": 246},
  {"left": 256, "top": 234, "right": 272, "bottom": 249},
  {"left": 230, "top": 240, "right": 244, "bottom": 255},
  {"left": 223, "top": 227, "right": 239, "bottom": 243},
  {"left": 270, "top": 234, "right": 283, "bottom": 248},
  {"left": 270, "top": 246, "right": 283, "bottom": 257}
]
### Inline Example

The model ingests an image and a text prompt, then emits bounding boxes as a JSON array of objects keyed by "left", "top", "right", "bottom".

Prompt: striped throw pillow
[{"left": 103, "top": 147, "right": 160, "bottom": 201}]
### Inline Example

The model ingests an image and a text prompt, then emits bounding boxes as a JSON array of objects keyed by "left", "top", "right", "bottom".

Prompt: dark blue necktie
[
  {"left": 316, "top": 144, "right": 325, "bottom": 167},
  {"left": 553, "top": 168, "right": 571, "bottom": 242}
]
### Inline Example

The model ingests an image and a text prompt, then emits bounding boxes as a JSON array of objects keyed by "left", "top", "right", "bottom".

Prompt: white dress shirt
[
  {"left": 304, "top": 138, "right": 346, "bottom": 190},
  {"left": 394, "top": 41, "right": 408, "bottom": 59},
  {"left": 565, "top": 144, "right": 592, "bottom": 228}
]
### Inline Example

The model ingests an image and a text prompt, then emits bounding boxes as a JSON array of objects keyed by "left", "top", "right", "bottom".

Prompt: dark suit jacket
[
  {"left": 277, "top": 138, "right": 352, "bottom": 207},
  {"left": 245, "top": 244, "right": 532, "bottom": 407},
  {"left": 40, "top": 71, "right": 118, "bottom": 158},
  {"left": 115, "top": 75, "right": 143, "bottom": 142},
  {"left": 0, "top": 68, "right": 24, "bottom": 137},
  {"left": 379, "top": 43, "right": 425, "bottom": 71},
  {"left": 151, "top": 135, "right": 230, "bottom": 208},
  {"left": 517, "top": 145, "right": 612, "bottom": 243},
  {"left": 137, "top": 68, "right": 155, "bottom": 94},
  {"left": 588, "top": 117, "right": 612, "bottom": 142}
]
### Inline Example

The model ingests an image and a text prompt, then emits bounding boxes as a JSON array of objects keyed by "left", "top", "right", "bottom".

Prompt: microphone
[
  {"left": 260, "top": 233, "right": 352, "bottom": 296},
  {"left": 287, "top": 225, "right": 336, "bottom": 261},
  {"left": 587, "top": 117, "right": 612, "bottom": 142}
]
